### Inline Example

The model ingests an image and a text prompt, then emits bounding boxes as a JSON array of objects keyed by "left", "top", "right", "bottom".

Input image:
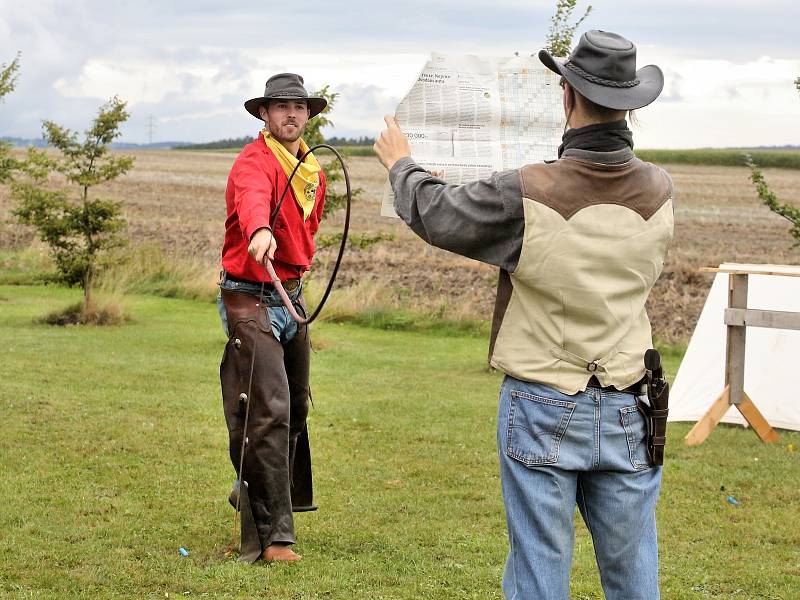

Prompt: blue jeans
[
  {"left": 216, "top": 277, "right": 304, "bottom": 342},
  {"left": 497, "top": 376, "right": 661, "bottom": 600}
]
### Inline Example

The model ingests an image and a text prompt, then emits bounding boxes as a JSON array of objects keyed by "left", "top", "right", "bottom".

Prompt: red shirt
[{"left": 222, "top": 135, "right": 326, "bottom": 282}]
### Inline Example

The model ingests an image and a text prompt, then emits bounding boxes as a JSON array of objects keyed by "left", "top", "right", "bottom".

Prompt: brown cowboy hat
[
  {"left": 244, "top": 73, "right": 327, "bottom": 120},
  {"left": 538, "top": 30, "right": 664, "bottom": 110}
]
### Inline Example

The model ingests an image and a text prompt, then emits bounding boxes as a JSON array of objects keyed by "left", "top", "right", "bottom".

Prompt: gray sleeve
[{"left": 388, "top": 157, "right": 524, "bottom": 272}]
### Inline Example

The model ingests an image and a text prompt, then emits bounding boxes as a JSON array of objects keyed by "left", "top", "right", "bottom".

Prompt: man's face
[{"left": 260, "top": 99, "right": 310, "bottom": 143}]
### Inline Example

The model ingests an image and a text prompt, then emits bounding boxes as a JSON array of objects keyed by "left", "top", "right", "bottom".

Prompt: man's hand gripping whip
[
  {"left": 638, "top": 349, "right": 670, "bottom": 467},
  {"left": 231, "top": 144, "right": 352, "bottom": 559}
]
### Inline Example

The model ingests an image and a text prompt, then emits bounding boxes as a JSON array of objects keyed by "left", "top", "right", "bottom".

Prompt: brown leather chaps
[{"left": 219, "top": 288, "right": 315, "bottom": 562}]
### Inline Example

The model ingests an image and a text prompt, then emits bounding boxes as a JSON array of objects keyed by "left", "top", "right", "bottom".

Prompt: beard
[{"left": 268, "top": 121, "right": 304, "bottom": 144}]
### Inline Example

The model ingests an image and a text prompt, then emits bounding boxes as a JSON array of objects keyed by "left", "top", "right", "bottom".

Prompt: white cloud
[
  {"left": 1, "top": 1, "right": 799, "bottom": 146},
  {"left": 53, "top": 58, "right": 246, "bottom": 106},
  {"left": 635, "top": 56, "right": 800, "bottom": 148}
]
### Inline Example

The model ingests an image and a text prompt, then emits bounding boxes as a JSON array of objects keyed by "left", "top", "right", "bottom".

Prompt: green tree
[
  {"left": 747, "top": 155, "right": 800, "bottom": 246},
  {"left": 13, "top": 97, "right": 134, "bottom": 313},
  {"left": 747, "top": 78, "right": 800, "bottom": 246},
  {"left": 305, "top": 85, "right": 362, "bottom": 218},
  {"left": 0, "top": 53, "right": 21, "bottom": 183},
  {"left": 545, "top": 0, "right": 592, "bottom": 57}
]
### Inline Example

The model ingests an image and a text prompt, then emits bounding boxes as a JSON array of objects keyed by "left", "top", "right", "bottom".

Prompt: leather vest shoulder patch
[{"left": 519, "top": 158, "right": 673, "bottom": 221}]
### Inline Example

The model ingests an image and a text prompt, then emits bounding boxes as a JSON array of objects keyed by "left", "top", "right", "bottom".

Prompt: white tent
[{"left": 669, "top": 265, "right": 800, "bottom": 432}]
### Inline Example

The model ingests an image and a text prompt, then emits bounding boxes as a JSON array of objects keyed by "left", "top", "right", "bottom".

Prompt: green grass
[
  {"left": 335, "top": 146, "right": 375, "bottom": 157},
  {"left": 1, "top": 286, "right": 798, "bottom": 599},
  {"left": 636, "top": 148, "right": 800, "bottom": 169},
  {"left": 0, "top": 247, "right": 57, "bottom": 285}
]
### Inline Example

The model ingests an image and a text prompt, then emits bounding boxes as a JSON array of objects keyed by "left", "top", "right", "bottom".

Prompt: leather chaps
[{"left": 219, "top": 288, "right": 315, "bottom": 563}]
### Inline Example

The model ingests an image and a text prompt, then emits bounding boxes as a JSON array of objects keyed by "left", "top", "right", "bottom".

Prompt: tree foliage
[
  {"left": 0, "top": 52, "right": 20, "bottom": 100},
  {"left": 545, "top": 0, "right": 592, "bottom": 57},
  {"left": 13, "top": 97, "right": 134, "bottom": 309},
  {"left": 747, "top": 78, "right": 800, "bottom": 247},
  {"left": 748, "top": 156, "right": 800, "bottom": 246},
  {"left": 304, "top": 85, "right": 362, "bottom": 218},
  {"left": 0, "top": 53, "right": 22, "bottom": 183}
]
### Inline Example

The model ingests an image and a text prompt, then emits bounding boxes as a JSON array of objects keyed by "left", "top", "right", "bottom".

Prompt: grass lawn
[{"left": 0, "top": 286, "right": 798, "bottom": 599}]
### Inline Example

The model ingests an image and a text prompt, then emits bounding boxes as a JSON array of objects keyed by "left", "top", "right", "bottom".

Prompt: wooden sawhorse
[{"left": 685, "top": 264, "right": 800, "bottom": 446}]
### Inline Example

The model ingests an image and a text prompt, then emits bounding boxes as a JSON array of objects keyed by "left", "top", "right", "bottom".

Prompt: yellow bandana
[{"left": 261, "top": 130, "right": 321, "bottom": 220}]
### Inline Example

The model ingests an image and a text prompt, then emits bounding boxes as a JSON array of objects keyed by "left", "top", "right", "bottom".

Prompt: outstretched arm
[{"left": 375, "top": 116, "right": 524, "bottom": 273}]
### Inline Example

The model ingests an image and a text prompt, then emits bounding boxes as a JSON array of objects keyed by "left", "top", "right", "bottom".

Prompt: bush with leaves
[
  {"left": 747, "top": 155, "right": 800, "bottom": 246},
  {"left": 303, "top": 85, "right": 362, "bottom": 218},
  {"left": 545, "top": 0, "right": 592, "bottom": 57},
  {"left": 13, "top": 97, "right": 134, "bottom": 313},
  {"left": 747, "top": 78, "right": 800, "bottom": 247},
  {"left": 0, "top": 53, "right": 21, "bottom": 183}
]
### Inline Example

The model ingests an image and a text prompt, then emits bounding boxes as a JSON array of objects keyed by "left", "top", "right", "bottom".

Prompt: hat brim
[
  {"left": 538, "top": 49, "right": 663, "bottom": 110},
  {"left": 244, "top": 95, "right": 327, "bottom": 120}
]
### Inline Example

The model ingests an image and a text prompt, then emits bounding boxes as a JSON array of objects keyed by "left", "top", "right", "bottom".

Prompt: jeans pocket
[
  {"left": 505, "top": 390, "right": 576, "bottom": 466},
  {"left": 620, "top": 405, "right": 650, "bottom": 470}
]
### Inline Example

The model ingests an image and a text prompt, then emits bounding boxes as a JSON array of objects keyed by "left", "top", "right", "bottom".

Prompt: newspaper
[{"left": 381, "top": 53, "right": 565, "bottom": 217}]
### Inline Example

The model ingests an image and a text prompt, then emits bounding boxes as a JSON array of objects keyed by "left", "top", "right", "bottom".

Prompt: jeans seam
[
  {"left": 510, "top": 390, "right": 576, "bottom": 409},
  {"left": 593, "top": 389, "right": 601, "bottom": 469},
  {"left": 620, "top": 406, "right": 649, "bottom": 470},
  {"left": 578, "top": 481, "right": 594, "bottom": 538},
  {"left": 506, "top": 396, "right": 516, "bottom": 458},
  {"left": 551, "top": 406, "right": 574, "bottom": 462}
]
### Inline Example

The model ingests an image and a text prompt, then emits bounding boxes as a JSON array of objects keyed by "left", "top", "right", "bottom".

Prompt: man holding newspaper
[{"left": 375, "top": 31, "right": 673, "bottom": 599}]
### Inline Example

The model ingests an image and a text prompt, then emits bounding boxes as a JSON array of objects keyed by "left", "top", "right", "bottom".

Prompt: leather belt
[
  {"left": 225, "top": 272, "right": 302, "bottom": 294},
  {"left": 586, "top": 375, "right": 646, "bottom": 395}
]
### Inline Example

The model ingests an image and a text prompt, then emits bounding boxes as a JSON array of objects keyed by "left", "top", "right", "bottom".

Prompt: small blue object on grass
[
  {"left": 179, "top": 547, "right": 189, "bottom": 557},
  {"left": 726, "top": 495, "right": 740, "bottom": 506}
]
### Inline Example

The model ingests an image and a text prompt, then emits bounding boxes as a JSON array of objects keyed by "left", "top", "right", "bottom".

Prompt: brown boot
[{"left": 262, "top": 544, "right": 301, "bottom": 562}]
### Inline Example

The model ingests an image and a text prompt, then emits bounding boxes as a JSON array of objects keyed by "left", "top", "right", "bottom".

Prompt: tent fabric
[{"left": 669, "top": 266, "right": 800, "bottom": 432}]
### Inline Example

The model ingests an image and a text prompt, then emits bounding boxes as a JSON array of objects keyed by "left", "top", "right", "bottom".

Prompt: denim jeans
[
  {"left": 497, "top": 376, "right": 661, "bottom": 600},
  {"left": 216, "top": 277, "right": 304, "bottom": 343}
]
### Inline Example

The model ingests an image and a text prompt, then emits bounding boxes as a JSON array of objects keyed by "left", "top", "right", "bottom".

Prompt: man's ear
[
  {"left": 258, "top": 103, "right": 269, "bottom": 121},
  {"left": 563, "top": 83, "right": 574, "bottom": 127}
]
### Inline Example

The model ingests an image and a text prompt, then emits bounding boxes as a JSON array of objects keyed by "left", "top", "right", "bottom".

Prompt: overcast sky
[{"left": 1, "top": 0, "right": 798, "bottom": 148}]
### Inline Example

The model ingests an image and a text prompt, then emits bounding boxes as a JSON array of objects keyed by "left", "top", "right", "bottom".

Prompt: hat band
[
  {"left": 564, "top": 61, "right": 640, "bottom": 89},
  {"left": 267, "top": 88, "right": 309, "bottom": 98}
]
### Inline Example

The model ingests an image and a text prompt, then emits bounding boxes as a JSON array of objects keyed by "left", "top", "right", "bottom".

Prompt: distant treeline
[
  {"left": 176, "top": 135, "right": 376, "bottom": 151},
  {"left": 325, "top": 136, "right": 375, "bottom": 146},
  {"left": 173, "top": 139, "right": 800, "bottom": 170},
  {"left": 637, "top": 148, "right": 800, "bottom": 170},
  {"left": 174, "top": 137, "right": 252, "bottom": 150},
  {"left": 332, "top": 147, "right": 800, "bottom": 166}
]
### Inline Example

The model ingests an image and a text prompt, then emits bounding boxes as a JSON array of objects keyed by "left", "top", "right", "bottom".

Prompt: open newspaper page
[{"left": 381, "top": 53, "right": 565, "bottom": 217}]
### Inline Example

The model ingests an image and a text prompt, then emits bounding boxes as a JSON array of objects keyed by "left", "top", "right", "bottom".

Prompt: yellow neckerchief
[{"left": 261, "top": 130, "right": 321, "bottom": 220}]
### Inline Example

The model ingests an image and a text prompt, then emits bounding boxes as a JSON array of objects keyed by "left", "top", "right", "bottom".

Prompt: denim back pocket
[
  {"left": 506, "top": 390, "right": 576, "bottom": 466},
  {"left": 620, "top": 405, "right": 649, "bottom": 470}
]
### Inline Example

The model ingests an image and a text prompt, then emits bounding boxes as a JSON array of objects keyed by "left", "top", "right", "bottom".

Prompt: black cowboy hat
[
  {"left": 538, "top": 30, "right": 663, "bottom": 110},
  {"left": 244, "top": 73, "right": 327, "bottom": 120}
]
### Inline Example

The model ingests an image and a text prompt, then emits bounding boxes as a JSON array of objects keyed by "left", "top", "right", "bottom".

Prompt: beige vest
[{"left": 489, "top": 157, "right": 674, "bottom": 394}]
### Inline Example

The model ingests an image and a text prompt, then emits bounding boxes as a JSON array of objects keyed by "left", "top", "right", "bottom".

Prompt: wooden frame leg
[
  {"left": 685, "top": 386, "right": 731, "bottom": 446},
  {"left": 737, "top": 392, "right": 780, "bottom": 443}
]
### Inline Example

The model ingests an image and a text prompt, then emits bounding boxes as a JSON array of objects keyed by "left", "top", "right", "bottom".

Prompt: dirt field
[{"left": 2, "top": 150, "right": 799, "bottom": 343}]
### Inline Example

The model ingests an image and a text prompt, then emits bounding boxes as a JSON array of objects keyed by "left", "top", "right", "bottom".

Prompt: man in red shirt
[{"left": 218, "top": 73, "right": 327, "bottom": 563}]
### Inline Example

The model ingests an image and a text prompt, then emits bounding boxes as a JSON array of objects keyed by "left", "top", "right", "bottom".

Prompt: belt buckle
[{"left": 284, "top": 279, "right": 300, "bottom": 294}]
